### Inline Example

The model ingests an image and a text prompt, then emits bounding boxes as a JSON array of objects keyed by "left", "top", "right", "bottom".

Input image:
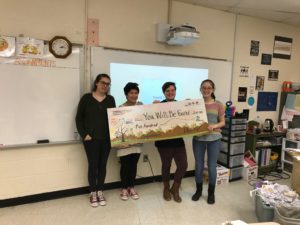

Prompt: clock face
[
  {"left": 49, "top": 36, "right": 72, "bottom": 58},
  {"left": 52, "top": 39, "right": 69, "bottom": 55}
]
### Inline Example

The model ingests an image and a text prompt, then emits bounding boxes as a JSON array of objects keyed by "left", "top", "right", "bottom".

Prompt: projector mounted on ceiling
[
  {"left": 167, "top": 25, "right": 200, "bottom": 46},
  {"left": 156, "top": 23, "right": 200, "bottom": 46}
]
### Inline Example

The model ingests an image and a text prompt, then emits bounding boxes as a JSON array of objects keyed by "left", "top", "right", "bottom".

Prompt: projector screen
[
  {"left": 91, "top": 47, "right": 232, "bottom": 105},
  {"left": 110, "top": 63, "right": 208, "bottom": 105}
]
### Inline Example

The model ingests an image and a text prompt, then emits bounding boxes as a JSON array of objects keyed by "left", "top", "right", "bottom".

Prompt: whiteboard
[
  {"left": 91, "top": 47, "right": 232, "bottom": 105},
  {"left": 0, "top": 47, "right": 82, "bottom": 146}
]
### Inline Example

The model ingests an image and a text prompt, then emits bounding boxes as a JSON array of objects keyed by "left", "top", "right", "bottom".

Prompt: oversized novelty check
[{"left": 107, "top": 99, "right": 209, "bottom": 147}]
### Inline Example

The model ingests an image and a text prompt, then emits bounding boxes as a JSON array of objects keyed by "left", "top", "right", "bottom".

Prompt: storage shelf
[
  {"left": 220, "top": 117, "right": 247, "bottom": 181},
  {"left": 281, "top": 138, "right": 300, "bottom": 173},
  {"left": 255, "top": 144, "right": 282, "bottom": 148},
  {"left": 246, "top": 132, "right": 285, "bottom": 175}
]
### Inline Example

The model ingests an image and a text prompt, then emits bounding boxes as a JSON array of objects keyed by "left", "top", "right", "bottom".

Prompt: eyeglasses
[
  {"left": 201, "top": 87, "right": 213, "bottom": 90},
  {"left": 99, "top": 81, "right": 111, "bottom": 87}
]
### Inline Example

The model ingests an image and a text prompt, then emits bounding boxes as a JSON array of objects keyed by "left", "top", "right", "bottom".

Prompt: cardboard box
[
  {"left": 291, "top": 155, "right": 300, "bottom": 194},
  {"left": 243, "top": 160, "right": 258, "bottom": 181},
  {"left": 243, "top": 151, "right": 258, "bottom": 181},
  {"left": 203, "top": 164, "right": 229, "bottom": 185},
  {"left": 216, "top": 164, "right": 229, "bottom": 185}
]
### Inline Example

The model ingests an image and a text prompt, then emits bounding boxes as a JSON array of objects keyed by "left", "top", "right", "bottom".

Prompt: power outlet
[{"left": 143, "top": 154, "right": 149, "bottom": 162}]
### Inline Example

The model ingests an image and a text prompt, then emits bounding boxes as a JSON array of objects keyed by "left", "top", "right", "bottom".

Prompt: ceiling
[{"left": 176, "top": 0, "right": 300, "bottom": 27}]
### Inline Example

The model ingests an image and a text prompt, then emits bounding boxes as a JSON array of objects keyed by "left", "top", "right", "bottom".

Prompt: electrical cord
[
  {"left": 147, "top": 157, "right": 156, "bottom": 181},
  {"left": 247, "top": 170, "right": 290, "bottom": 187},
  {"left": 257, "top": 171, "right": 290, "bottom": 181}
]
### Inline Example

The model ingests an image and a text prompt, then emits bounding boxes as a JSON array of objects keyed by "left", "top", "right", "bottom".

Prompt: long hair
[
  {"left": 200, "top": 79, "right": 216, "bottom": 100},
  {"left": 92, "top": 73, "right": 111, "bottom": 92}
]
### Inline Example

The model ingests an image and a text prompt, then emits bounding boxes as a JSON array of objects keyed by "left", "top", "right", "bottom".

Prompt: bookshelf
[{"left": 245, "top": 132, "right": 286, "bottom": 175}]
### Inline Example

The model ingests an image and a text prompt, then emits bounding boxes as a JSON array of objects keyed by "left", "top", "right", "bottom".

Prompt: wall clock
[{"left": 49, "top": 36, "right": 72, "bottom": 59}]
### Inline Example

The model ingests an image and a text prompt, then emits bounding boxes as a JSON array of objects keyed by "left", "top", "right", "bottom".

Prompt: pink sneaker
[
  {"left": 97, "top": 191, "right": 106, "bottom": 206},
  {"left": 90, "top": 192, "right": 98, "bottom": 207},
  {"left": 120, "top": 189, "right": 129, "bottom": 201},
  {"left": 128, "top": 187, "right": 139, "bottom": 200}
]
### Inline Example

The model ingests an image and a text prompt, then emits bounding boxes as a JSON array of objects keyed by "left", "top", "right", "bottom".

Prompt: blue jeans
[{"left": 193, "top": 139, "right": 221, "bottom": 185}]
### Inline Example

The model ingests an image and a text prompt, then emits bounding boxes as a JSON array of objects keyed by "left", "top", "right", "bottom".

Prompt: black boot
[
  {"left": 207, "top": 184, "right": 215, "bottom": 204},
  {"left": 192, "top": 183, "right": 202, "bottom": 201}
]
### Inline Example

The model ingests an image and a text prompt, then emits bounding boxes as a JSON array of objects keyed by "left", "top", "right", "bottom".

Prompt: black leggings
[
  {"left": 83, "top": 139, "right": 110, "bottom": 192},
  {"left": 120, "top": 153, "right": 140, "bottom": 188}
]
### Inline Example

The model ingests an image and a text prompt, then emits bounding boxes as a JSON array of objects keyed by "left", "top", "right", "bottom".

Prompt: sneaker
[
  {"left": 120, "top": 189, "right": 129, "bottom": 201},
  {"left": 97, "top": 191, "right": 106, "bottom": 206},
  {"left": 128, "top": 187, "right": 139, "bottom": 200},
  {"left": 90, "top": 192, "right": 98, "bottom": 207}
]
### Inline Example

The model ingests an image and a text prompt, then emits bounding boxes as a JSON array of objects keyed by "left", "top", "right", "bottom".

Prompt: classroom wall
[
  {"left": 1, "top": 0, "right": 300, "bottom": 200},
  {"left": 0, "top": 0, "right": 85, "bottom": 43},
  {"left": 231, "top": 15, "right": 300, "bottom": 125}
]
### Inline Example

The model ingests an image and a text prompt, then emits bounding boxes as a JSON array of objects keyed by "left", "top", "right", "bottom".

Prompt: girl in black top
[
  {"left": 154, "top": 82, "right": 188, "bottom": 203},
  {"left": 76, "top": 74, "right": 116, "bottom": 207}
]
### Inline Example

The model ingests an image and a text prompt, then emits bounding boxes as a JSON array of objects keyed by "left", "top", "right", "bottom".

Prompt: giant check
[{"left": 107, "top": 99, "right": 209, "bottom": 147}]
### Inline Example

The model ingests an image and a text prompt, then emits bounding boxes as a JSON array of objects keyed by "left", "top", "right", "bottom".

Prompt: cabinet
[
  {"left": 245, "top": 132, "right": 286, "bottom": 175},
  {"left": 219, "top": 117, "right": 247, "bottom": 181},
  {"left": 281, "top": 138, "right": 300, "bottom": 173}
]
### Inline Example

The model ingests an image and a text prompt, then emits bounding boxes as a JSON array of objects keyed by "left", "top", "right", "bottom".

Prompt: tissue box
[
  {"left": 216, "top": 164, "right": 229, "bottom": 185},
  {"left": 203, "top": 164, "right": 229, "bottom": 185},
  {"left": 243, "top": 160, "right": 258, "bottom": 181}
]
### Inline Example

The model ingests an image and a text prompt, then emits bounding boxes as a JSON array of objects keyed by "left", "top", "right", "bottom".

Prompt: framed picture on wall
[
  {"left": 250, "top": 40, "right": 259, "bottom": 56},
  {"left": 256, "top": 76, "right": 265, "bottom": 91},
  {"left": 273, "top": 36, "right": 293, "bottom": 60},
  {"left": 268, "top": 70, "right": 279, "bottom": 81},
  {"left": 257, "top": 92, "right": 278, "bottom": 111},
  {"left": 261, "top": 53, "right": 272, "bottom": 65},
  {"left": 240, "top": 66, "right": 249, "bottom": 77},
  {"left": 238, "top": 87, "right": 247, "bottom": 102}
]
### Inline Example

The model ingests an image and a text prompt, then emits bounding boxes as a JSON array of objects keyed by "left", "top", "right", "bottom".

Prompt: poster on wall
[
  {"left": 257, "top": 92, "right": 278, "bottom": 111},
  {"left": 250, "top": 40, "right": 260, "bottom": 56},
  {"left": 273, "top": 36, "right": 293, "bottom": 60},
  {"left": 249, "top": 86, "right": 255, "bottom": 95},
  {"left": 256, "top": 76, "right": 265, "bottom": 91},
  {"left": 268, "top": 70, "right": 279, "bottom": 81},
  {"left": 238, "top": 87, "right": 247, "bottom": 102},
  {"left": 107, "top": 99, "right": 209, "bottom": 147},
  {"left": 261, "top": 53, "right": 272, "bottom": 65},
  {"left": 240, "top": 66, "right": 249, "bottom": 77},
  {"left": 0, "top": 36, "right": 15, "bottom": 57},
  {"left": 16, "top": 37, "right": 44, "bottom": 57}
]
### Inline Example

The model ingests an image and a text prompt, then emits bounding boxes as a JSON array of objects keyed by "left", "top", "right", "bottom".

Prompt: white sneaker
[
  {"left": 97, "top": 191, "right": 106, "bottom": 206},
  {"left": 90, "top": 192, "right": 98, "bottom": 207},
  {"left": 128, "top": 187, "right": 139, "bottom": 200},
  {"left": 120, "top": 189, "right": 129, "bottom": 201}
]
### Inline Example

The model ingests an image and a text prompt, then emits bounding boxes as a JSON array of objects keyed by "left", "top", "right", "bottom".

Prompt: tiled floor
[{"left": 0, "top": 177, "right": 289, "bottom": 225}]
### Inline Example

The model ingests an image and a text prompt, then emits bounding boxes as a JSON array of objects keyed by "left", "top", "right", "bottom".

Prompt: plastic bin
[
  {"left": 222, "top": 129, "right": 246, "bottom": 137},
  {"left": 218, "top": 152, "right": 244, "bottom": 167},
  {"left": 222, "top": 136, "right": 246, "bottom": 143},
  {"left": 229, "top": 166, "right": 243, "bottom": 180},
  {"left": 255, "top": 194, "right": 274, "bottom": 222},
  {"left": 224, "top": 123, "right": 247, "bottom": 130},
  {"left": 274, "top": 204, "right": 300, "bottom": 225},
  {"left": 230, "top": 118, "right": 247, "bottom": 124},
  {"left": 221, "top": 141, "right": 245, "bottom": 155}
]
